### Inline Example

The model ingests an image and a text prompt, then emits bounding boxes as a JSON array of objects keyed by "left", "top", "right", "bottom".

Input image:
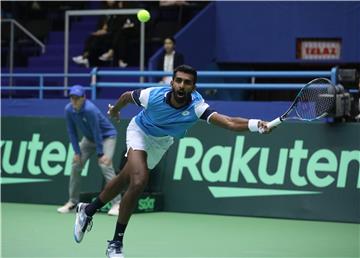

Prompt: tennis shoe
[
  {"left": 57, "top": 201, "right": 76, "bottom": 213},
  {"left": 107, "top": 203, "right": 120, "bottom": 216},
  {"left": 74, "top": 203, "right": 93, "bottom": 243},
  {"left": 99, "top": 52, "right": 113, "bottom": 61},
  {"left": 106, "top": 240, "right": 124, "bottom": 258},
  {"left": 118, "top": 60, "right": 128, "bottom": 68},
  {"left": 72, "top": 55, "right": 89, "bottom": 68}
]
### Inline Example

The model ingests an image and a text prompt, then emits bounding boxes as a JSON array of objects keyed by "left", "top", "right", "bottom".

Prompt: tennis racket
[{"left": 267, "top": 78, "right": 337, "bottom": 129}]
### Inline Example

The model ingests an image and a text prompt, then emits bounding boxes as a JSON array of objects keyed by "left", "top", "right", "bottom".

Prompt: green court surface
[{"left": 1, "top": 203, "right": 359, "bottom": 258}]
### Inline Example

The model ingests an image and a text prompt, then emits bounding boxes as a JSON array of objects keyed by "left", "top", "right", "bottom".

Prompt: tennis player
[{"left": 73, "top": 65, "right": 270, "bottom": 258}]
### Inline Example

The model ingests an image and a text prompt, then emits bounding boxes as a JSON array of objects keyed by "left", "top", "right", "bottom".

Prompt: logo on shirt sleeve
[{"left": 181, "top": 111, "right": 190, "bottom": 116}]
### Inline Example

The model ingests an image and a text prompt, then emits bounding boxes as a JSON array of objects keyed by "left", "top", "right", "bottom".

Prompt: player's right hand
[
  {"left": 258, "top": 121, "right": 273, "bottom": 134},
  {"left": 107, "top": 104, "right": 120, "bottom": 122}
]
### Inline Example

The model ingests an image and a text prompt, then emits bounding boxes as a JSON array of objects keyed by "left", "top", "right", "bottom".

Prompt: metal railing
[
  {"left": 64, "top": 9, "right": 145, "bottom": 90},
  {"left": 1, "top": 73, "right": 89, "bottom": 99},
  {"left": 1, "top": 67, "right": 341, "bottom": 100},
  {"left": 1, "top": 19, "right": 46, "bottom": 87},
  {"left": 88, "top": 67, "right": 338, "bottom": 99}
]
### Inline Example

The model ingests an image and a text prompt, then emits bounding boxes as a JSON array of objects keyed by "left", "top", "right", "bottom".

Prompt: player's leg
[
  {"left": 106, "top": 128, "right": 174, "bottom": 258},
  {"left": 89, "top": 148, "right": 147, "bottom": 222},
  {"left": 98, "top": 136, "right": 122, "bottom": 215},
  {"left": 74, "top": 153, "right": 132, "bottom": 243},
  {"left": 58, "top": 137, "right": 93, "bottom": 213},
  {"left": 106, "top": 148, "right": 148, "bottom": 258},
  {"left": 116, "top": 148, "right": 149, "bottom": 223}
]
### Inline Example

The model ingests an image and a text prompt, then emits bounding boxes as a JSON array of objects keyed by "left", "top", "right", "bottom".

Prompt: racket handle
[{"left": 267, "top": 117, "right": 282, "bottom": 129}]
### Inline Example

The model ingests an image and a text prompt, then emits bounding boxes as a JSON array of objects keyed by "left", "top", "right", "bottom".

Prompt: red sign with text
[{"left": 297, "top": 39, "right": 341, "bottom": 60}]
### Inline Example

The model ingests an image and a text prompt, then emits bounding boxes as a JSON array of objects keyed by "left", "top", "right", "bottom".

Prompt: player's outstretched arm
[
  {"left": 208, "top": 112, "right": 269, "bottom": 133},
  {"left": 108, "top": 91, "right": 134, "bottom": 121}
]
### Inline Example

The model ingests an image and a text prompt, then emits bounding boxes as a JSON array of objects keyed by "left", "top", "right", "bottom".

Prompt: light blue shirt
[{"left": 132, "top": 86, "right": 212, "bottom": 139}]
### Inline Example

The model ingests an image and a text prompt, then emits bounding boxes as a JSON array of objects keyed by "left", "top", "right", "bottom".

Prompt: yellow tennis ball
[{"left": 137, "top": 9, "right": 150, "bottom": 23}]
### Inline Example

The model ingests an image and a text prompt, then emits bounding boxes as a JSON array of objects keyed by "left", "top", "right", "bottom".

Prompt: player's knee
[{"left": 130, "top": 174, "right": 148, "bottom": 194}]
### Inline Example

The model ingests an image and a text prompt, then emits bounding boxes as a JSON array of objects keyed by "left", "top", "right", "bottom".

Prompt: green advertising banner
[
  {"left": 1, "top": 117, "right": 359, "bottom": 222},
  {"left": 159, "top": 122, "right": 360, "bottom": 223},
  {"left": 1, "top": 117, "right": 129, "bottom": 205}
]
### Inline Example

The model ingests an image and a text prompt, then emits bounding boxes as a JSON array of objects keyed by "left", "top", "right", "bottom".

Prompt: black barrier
[{"left": 1, "top": 117, "right": 359, "bottom": 222}]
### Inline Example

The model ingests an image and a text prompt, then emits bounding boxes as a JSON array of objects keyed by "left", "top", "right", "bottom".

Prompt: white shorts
[{"left": 126, "top": 118, "right": 174, "bottom": 169}]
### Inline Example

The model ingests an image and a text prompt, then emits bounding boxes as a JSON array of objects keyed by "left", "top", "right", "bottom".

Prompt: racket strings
[{"left": 295, "top": 80, "right": 335, "bottom": 120}]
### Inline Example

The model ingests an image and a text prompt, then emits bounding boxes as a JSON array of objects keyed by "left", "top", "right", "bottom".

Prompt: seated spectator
[
  {"left": 72, "top": 19, "right": 110, "bottom": 68},
  {"left": 157, "top": 37, "right": 184, "bottom": 83},
  {"left": 72, "top": 1, "right": 128, "bottom": 68},
  {"left": 98, "top": 17, "right": 138, "bottom": 68},
  {"left": 98, "top": 1, "right": 140, "bottom": 67}
]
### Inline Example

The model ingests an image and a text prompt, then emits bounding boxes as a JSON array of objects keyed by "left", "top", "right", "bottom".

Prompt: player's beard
[{"left": 173, "top": 90, "right": 191, "bottom": 105}]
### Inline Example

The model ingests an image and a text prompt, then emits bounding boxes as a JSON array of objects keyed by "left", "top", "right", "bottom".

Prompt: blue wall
[
  {"left": 175, "top": 2, "right": 216, "bottom": 70},
  {"left": 215, "top": 2, "right": 360, "bottom": 63},
  {"left": 149, "top": 3, "right": 217, "bottom": 71},
  {"left": 149, "top": 2, "right": 360, "bottom": 67}
]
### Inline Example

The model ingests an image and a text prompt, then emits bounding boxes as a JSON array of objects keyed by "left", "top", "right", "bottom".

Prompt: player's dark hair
[
  {"left": 164, "top": 37, "right": 176, "bottom": 44},
  {"left": 173, "top": 65, "right": 197, "bottom": 84}
]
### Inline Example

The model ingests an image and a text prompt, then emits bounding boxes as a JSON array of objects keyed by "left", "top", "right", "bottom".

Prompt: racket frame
[{"left": 267, "top": 78, "right": 335, "bottom": 129}]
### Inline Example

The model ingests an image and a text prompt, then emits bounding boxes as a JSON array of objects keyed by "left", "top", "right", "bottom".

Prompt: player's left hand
[
  {"left": 107, "top": 104, "right": 120, "bottom": 122},
  {"left": 258, "top": 121, "right": 272, "bottom": 134}
]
